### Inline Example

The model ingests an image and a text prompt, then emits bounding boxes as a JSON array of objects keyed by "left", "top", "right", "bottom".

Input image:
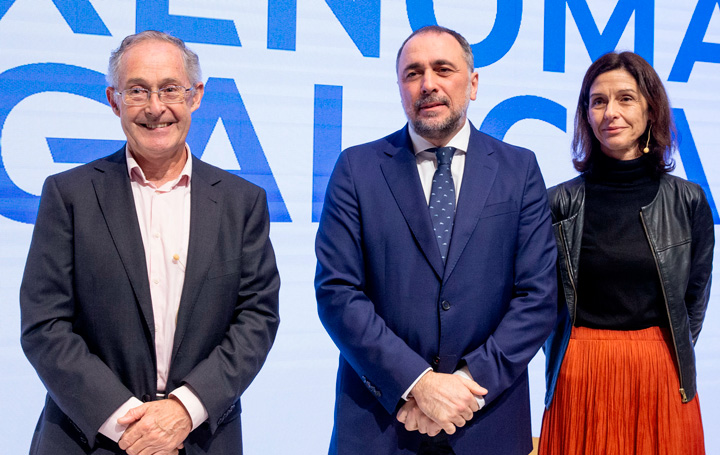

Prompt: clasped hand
[
  {"left": 396, "top": 371, "right": 487, "bottom": 436},
  {"left": 117, "top": 397, "right": 192, "bottom": 455}
]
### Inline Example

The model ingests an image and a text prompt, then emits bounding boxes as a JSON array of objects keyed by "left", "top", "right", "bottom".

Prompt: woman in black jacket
[{"left": 538, "top": 51, "right": 714, "bottom": 455}]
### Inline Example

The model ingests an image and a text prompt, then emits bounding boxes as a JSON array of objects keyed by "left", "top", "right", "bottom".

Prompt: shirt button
[
  {"left": 153, "top": 278, "right": 159, "bottom": 284},
  {"left": 153, "top": 232, "right": 160, "bottom": 238},
  {"left": 441, "top": 300, "right": 451, "bottom": 311}
]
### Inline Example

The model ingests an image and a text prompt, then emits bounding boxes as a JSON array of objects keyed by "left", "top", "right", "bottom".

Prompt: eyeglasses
[{"left": 115, "top": 85, "right": 194, "bottom": 106}]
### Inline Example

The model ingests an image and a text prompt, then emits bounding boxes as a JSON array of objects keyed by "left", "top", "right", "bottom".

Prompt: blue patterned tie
[{"left": 428, "top": 147, "right": 456, "bottom": 263}]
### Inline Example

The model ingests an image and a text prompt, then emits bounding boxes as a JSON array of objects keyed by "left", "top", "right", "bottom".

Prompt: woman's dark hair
[{"left": 572, "top": 51, "right": 675, "bottom": 174}]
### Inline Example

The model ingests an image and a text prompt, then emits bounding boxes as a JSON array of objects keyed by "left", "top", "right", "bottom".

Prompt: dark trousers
[{"left": 417, "top": 435, "right": 455, "bottom": 455}]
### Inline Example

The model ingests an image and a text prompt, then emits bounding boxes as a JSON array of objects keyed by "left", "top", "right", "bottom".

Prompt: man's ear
[
  {"left": 189, "top": 82, "right": 204, "bottom": 113},
  {"left": 106, "top": 87, "right": 121, "bottom": 117}
]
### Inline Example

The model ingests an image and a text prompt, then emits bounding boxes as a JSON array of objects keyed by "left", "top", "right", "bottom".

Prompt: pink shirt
[
  {"left": 98, "top": 148, "right": 208, "bottom": 442},
  {"left": 128, "top": 151, "right": 192, "bottom": 392}
]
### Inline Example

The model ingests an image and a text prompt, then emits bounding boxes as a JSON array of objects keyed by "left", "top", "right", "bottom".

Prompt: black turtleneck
[{"left": 575, "top": 153, "right": 668, "bottom": 330}]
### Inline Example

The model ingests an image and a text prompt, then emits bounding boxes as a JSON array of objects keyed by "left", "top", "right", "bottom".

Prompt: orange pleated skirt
[{"left": 539, "top": 326, "right": 705, "bottom": 455}]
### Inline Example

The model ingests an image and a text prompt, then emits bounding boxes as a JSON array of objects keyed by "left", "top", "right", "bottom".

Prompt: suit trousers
[{"left": 418, "top": 435, "right": 455, "bottom": 455}]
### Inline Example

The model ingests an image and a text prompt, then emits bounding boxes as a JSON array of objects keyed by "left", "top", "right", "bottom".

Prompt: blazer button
[
  {"left": 432, "top": 356, "right": 440, "bottom": 366},
  {"left": 441, "top": 300, "right": 451, "bottom": 311},
  {"left": 141, "top": 394, "right": 152, "bottom": 402}
]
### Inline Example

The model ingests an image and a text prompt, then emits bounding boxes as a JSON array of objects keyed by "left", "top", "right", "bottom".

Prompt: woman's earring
[{"left": 643, "top": 126, "right": 652, "bottom": 154}]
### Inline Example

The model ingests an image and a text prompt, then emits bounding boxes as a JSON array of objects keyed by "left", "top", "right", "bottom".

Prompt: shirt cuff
[
  {"left": 169, "top": 385, "right": 209, "bottom": 431},
  {"left": 453, "top": 366, "right": 485, "bottom": 410},
  {"left": 98, "top": 397, "right": 144, "bottom": 443},
  {"left": 401, "top": 367, "right": 433, "bottom": 401}
]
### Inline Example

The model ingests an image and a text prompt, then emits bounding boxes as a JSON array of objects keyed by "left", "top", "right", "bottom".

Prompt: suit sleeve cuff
[
  {"left": 401, "top": 367, "right": 433, "bottom": 401},
  {"left": 170, "top": 385, "right": 209, "bottom": 431},
  {"left": 453, "top": 366, "right": 485, "bottom": 410},
  {"left": 98, "top": 397, "right": 144, "bottom": 442}
]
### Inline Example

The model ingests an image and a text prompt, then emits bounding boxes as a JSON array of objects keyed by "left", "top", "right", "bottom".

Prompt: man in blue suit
[
  {"left": 315, "top": 26, "right": 557, "bottom": 454},
  {"left": 20, "top": 31, "right": 280, "bottom": 454}
]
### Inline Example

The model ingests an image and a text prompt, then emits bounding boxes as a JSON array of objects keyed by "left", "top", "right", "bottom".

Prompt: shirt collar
[
  {"left": 126, "top": 145, "right": 193, "bottom": 189},
  {"left": 409, "top": 118, "right": 471, "bottom": 155}
]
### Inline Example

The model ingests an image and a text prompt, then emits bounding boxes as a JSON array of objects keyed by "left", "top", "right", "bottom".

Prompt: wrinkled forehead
[
  {"left": 589, "top": 69, "right": 640, "bottom": 93},
  {"left": 118, "top": 40, "right": 189, "bottom": 85},
  {"left": 397, "top": 31, "right": 469, "bottom": 74}
]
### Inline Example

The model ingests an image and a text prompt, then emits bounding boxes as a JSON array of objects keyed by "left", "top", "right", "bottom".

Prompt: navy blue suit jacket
[
  {"left": 20, "top": 148, "right": 280, "bottom": 454},
  {"left": 315, "top": 125, "right": 557, "bottom": 454}
]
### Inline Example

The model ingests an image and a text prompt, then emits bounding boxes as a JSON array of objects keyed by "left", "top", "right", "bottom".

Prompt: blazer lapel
[
  {"left": 444, "top": 128, "right": 498, "bottom": 280},
  {"left": 171, "top": 157, "right": 222, "bottom": 360},
  {"left": 380, "top": 128, "right": 445, "bottom": 278},
  {"left": 92, "top": 148, "right": 155, "bottom": 337}
]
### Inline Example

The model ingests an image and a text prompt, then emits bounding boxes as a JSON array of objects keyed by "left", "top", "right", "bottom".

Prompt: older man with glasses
[{"left": 20, "top": 30, "right": 280, "bottom": 455}]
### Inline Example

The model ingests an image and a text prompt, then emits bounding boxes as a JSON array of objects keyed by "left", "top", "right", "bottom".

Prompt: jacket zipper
[
  {"left": 558, "top": 225, "right": 578, "bottom": 325},
  {"left": 639, "top": 210, "right": 687, "bottom": 402}
]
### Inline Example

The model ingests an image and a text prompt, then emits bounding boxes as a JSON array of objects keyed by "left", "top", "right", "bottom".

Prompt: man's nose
[
  {"left": 144, "top": 91, "right": 166, "bottom": 116},
  {"left": 421, "top": 73, "right": 438, "bottom": 94}
]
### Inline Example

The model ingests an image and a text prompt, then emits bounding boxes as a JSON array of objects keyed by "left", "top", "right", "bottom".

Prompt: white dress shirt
[{"left": 409, "top": 120, "right": 469, "bottom": 205}]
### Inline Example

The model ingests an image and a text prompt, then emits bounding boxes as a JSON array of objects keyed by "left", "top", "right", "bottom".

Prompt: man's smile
[{"left": 140, "top": 122, "right": 173, "bottom": 129}]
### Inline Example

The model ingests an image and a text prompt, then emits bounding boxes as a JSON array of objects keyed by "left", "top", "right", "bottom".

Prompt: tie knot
[{"left": 433, "top": 147, "right": 456, "bottom": 166}]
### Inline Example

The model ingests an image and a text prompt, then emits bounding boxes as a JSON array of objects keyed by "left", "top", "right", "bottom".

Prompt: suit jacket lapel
[
  {"left": 92, "top": 148, "right": 155, "bottom": 337},
  {"left": 380, "top": 127, "right": 445, "bottom": 278},
  {"left": 444, "top": 127, "right": 498, "bottom": 280},
  {"left": 171, "top": 157, "right": 222, "bottom": 360}
]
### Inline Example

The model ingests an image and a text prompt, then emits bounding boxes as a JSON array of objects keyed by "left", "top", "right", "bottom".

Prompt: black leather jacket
[{"left": 543, "top": 174, "right": 714, "bottom": 406}]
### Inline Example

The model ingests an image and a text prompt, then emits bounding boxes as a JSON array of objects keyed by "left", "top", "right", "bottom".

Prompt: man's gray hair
[{"left": 106, "top": 30, "right": 202, "bottom": 88}]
